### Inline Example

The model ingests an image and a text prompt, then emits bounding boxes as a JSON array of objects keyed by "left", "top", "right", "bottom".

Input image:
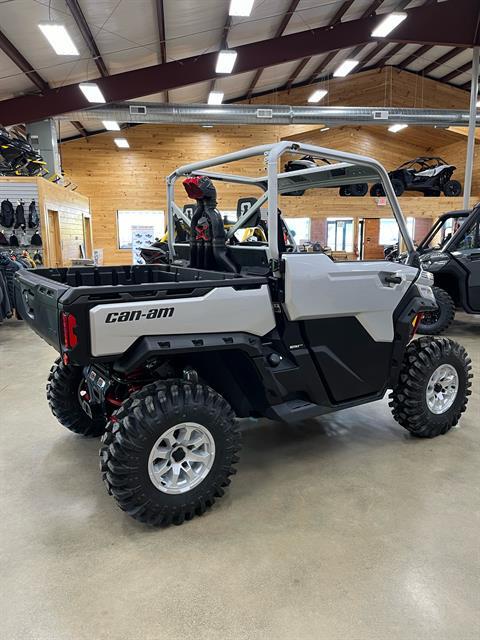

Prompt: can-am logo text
[{"left": 105, "top": 308, "right": 174, "bottom": 323}]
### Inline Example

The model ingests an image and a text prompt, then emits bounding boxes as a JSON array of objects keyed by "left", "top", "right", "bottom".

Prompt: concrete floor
[{"left": 1, "top": 315, "right": 479, "bottom": 640}]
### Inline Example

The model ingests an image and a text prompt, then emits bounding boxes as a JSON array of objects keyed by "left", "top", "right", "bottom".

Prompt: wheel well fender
[{"left": 113, "top": 333, "right": 272, "bottom": 417}]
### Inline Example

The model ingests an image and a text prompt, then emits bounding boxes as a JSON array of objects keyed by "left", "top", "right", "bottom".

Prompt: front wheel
[
  {"left": 391, "top": 178, "right": 405, "bottom": 196},
  {"left": 390, "top": 337, "right": 472, "bottom": 438},
  {"left": 443, "top": 180, "right": 462, "bottom": 197},
  {"left": 100, "top": 380, "right": 240, "bottom": 526},
  {"left": 417, "top": 286, "right": 455, "bottom": 335},
  {"left": 47, "top": 358, "right": 106, "bottom": 437}
]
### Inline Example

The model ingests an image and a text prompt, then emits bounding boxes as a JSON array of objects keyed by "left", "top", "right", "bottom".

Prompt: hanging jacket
[
  {"left": 14, "top": 202, "right": 26, "bottom": 228},
  {"left": 0, "top": 253, "right": 22, "bottom": 309},
  {"left": 28, "top": 200, "right": 39, "bottom": 228},
  {"left": 0, "top": 268, "right": 13, "bottom": 320},
  {"left": 9, "top": 233, "right": 19, "bottom": 247},
  {"left": 30, "top": 231, "right": 42, "bottom": 246},
  {"left": 0, "top": 199, "right": 14, "bottom": 227},
  {"left": 0, "top": 231, "right": 8, "bottom": 246}
]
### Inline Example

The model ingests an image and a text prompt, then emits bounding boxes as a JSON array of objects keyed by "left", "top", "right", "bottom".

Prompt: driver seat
[{"left": 183, "top": 176, "right": 237, "bottom": 273}]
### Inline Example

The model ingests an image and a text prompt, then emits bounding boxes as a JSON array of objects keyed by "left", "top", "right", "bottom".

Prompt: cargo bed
[{"left": 15, "top": 264, "right": 269, "bottom": 363}]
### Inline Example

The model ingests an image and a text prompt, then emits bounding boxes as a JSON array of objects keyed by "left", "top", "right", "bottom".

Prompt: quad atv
[
  {"left": 15, "top": 142, "right": 473, "bottom": 527},
  {"left": 409, "top": 205, "right": 480, "bottom": 334},
  {"left": 370, "top": 157, "right": 462, "bottom": 198}
]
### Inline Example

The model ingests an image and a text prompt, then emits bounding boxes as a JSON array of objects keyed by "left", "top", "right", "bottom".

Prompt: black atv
[
  {"left": 411, "top": 205, "right": 480, "bottom": 334},
  {"left": 370, "top": 157, "right": 462, "bottom": 198}
]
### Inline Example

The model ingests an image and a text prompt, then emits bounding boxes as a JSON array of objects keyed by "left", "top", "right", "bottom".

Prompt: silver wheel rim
[
  {"left": 148, "top": 422, "right": 215, "bottom": 494},
  {"left": 426, "top": 364, "right": 459, "bottom": 414}
]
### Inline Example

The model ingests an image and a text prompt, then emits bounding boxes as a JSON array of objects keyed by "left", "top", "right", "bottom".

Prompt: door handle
[{"left": 384, "top": 274, "right": 402, "bottom": 285}]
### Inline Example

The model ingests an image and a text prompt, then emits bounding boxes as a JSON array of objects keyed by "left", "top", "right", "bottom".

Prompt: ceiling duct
[{"left": 57, "top": 103, "right": 480, "bottom": 128}]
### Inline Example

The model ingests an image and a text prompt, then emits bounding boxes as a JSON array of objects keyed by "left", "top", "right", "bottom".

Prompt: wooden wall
[{"left": 60, "top": 68, "right": 478, "bottom": 266}]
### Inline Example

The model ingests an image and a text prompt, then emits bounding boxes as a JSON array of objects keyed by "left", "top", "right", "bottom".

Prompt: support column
[
  {"left": 26, "top": 118, "right": 61, "bottom": 180},
  {"left": 463, "top": 47, "right": 479, "bottom": 209}
]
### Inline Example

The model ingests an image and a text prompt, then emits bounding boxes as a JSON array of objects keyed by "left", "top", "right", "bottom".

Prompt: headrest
[{"left": 183, "top": 176, "right": 217, "bottom": 201}]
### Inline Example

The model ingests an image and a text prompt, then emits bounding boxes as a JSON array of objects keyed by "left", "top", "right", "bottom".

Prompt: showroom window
[
  {"left": 327, "top": 218, "right": 354, "bottom": 251},
  {"left": 117, "top": 210, "right": 165, "bottom": 249},
  {"left": 379, "top": 217, "right": 415, "bottom": 245},
  {"left": 284, "top": 217, "right": 311, "bottom": 243}
]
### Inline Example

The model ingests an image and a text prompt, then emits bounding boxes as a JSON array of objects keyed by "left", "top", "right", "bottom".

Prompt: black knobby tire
[
  {"left": 99, "top": 380, "right": 240, "bottom": 526},
  {"left": 443, "top": 179, "right": 462, "bottom": 197},
  {"left": 391, "top": 178, "right": 405, "bottom": 196},
  {"left": 351, "top": 183, "right": 368, "bottom": 197},
  {"left": 370, "top": 183, "right": 385, "bottom": 197},
  {"left": 46, "top": 358, "right": 106, "bottom": 437},
  {"left": 417, "top": 286, "right": 455, "bottom": 335},
  {"left": 390, "top": 336, "right": 472, "bottom": 438}
]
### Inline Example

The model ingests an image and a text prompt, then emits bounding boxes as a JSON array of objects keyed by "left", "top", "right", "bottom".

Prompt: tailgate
[{"left": 15, "top": 269, "right": 68, "bottom": 350}]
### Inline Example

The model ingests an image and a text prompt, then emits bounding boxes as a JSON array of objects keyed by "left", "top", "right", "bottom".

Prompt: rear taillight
[{"left": 61, "top": 311, "right": 78, "bottom": 349}]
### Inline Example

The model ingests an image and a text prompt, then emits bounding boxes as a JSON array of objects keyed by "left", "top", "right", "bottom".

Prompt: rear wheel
[
  {"left": 47, "top": 358, "right": 106, "bottom": 437},
  {"left": 100, "top": 380, "right": 240, "bottom": 526},
  {"left": 443, "top": 180, "right": 462, "bottom": 197},
  {"left": 417, "top": 286, "right": 455, "bottom": 335},
  {"left": 390, "top": 337, "right": 472, "bottom": 438}
]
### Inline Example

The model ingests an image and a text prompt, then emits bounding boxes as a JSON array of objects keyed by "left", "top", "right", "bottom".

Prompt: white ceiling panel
[
  {"left": 406, "top": 45, "right": 452, "bottom": 72},
  {"left": 228, "top": 0, "right": 293, "bottom": 47},
  {"left": 0, "top": 0, "right": 87, "bottom": 88},
  {"left": 386, "top": 43, "right": 420, "bottom": 67},
  {"left": 80, "top": 0, "right": 158, "bottom": 74},
  {"left": 169, "top": 81, "right": 212, "bottom": 104},
  {"left": 163, "top": 0, "right": 227, "bottom": 61},
  {"left": 216, "top": 71, "right": 257, "bottom": 100},
  {"left": 253, "top": 60, "right": 305, "bottom": 94},
  {"left": 0, "top": 51, "right": 34, "bottom": 97},
  {"left": 428, "top": 48, "right": 473, "bottom": 79},
  {"left": 283, "top": 0, "right": 339, "bottom": 37}
]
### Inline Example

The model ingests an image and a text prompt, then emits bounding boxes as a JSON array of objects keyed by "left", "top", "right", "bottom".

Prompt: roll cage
[
  {"left": 396, "top": 157, "right": 448, "bottom": 172},
  {"left": 166, "top": 141, "right": 416, "bottom": 271}
]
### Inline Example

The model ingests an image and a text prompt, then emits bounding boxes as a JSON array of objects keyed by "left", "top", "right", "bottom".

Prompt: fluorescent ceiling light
[
  {"left": 388, "top": 123, "right": 408, "bottom": 133},
  {"left": 38, "top": 24, "right": 79, "bottom": 55},
  {"left": 114, "top": 138, "right": 129, "bottom": 148},
  {"left": 216, "top": 49, "right": 237, "bottom": 74},
  {"left": 79, "top": 83, "right": 106, "bottom": 103},
  {"left": 320, "top": 127, "right": 330, "bottom": 132},
  {"left": 333, "top": 59, "right": 359, "bottom": 77},
  {"left": 308, "top": 89, "right": 328, "bottom": 103},
  {"left": 208, "top": 91, "right": 224, "bottom": 105},
  {"left": 202, "top": 125, "right": 213, "bottom": 128},
  {"left": 229, "top": 0, "right": 254, "bottom": 16},
  {"left": 371, "top": 12, "right": 407, "bottom": 38},
  {"left": 102, "top": 120, "right": 120, "bottom": 131}
]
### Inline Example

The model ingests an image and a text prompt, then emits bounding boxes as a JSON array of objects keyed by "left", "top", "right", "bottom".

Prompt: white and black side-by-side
[{"left": 15, "top": 142, "right": 473, "bottom": 527}]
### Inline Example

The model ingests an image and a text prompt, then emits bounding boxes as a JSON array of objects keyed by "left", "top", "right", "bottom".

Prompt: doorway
[
  {"left": 363, "top": 218, "right": 384, "bottom": 260},
  {"left": 83, "top": 214, "right": 93, "bottom": 258},
  {"left": 47, "top": 210, "right": 62, "bottom": 267}
]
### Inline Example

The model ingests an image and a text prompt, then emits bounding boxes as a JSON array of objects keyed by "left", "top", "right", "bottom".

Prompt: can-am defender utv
[
  {"left": 409, "top": 205, "right": 480, "bottom": 334},
  {"left": 15, "top": 142, "right": 473, "bottom": 527}
]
